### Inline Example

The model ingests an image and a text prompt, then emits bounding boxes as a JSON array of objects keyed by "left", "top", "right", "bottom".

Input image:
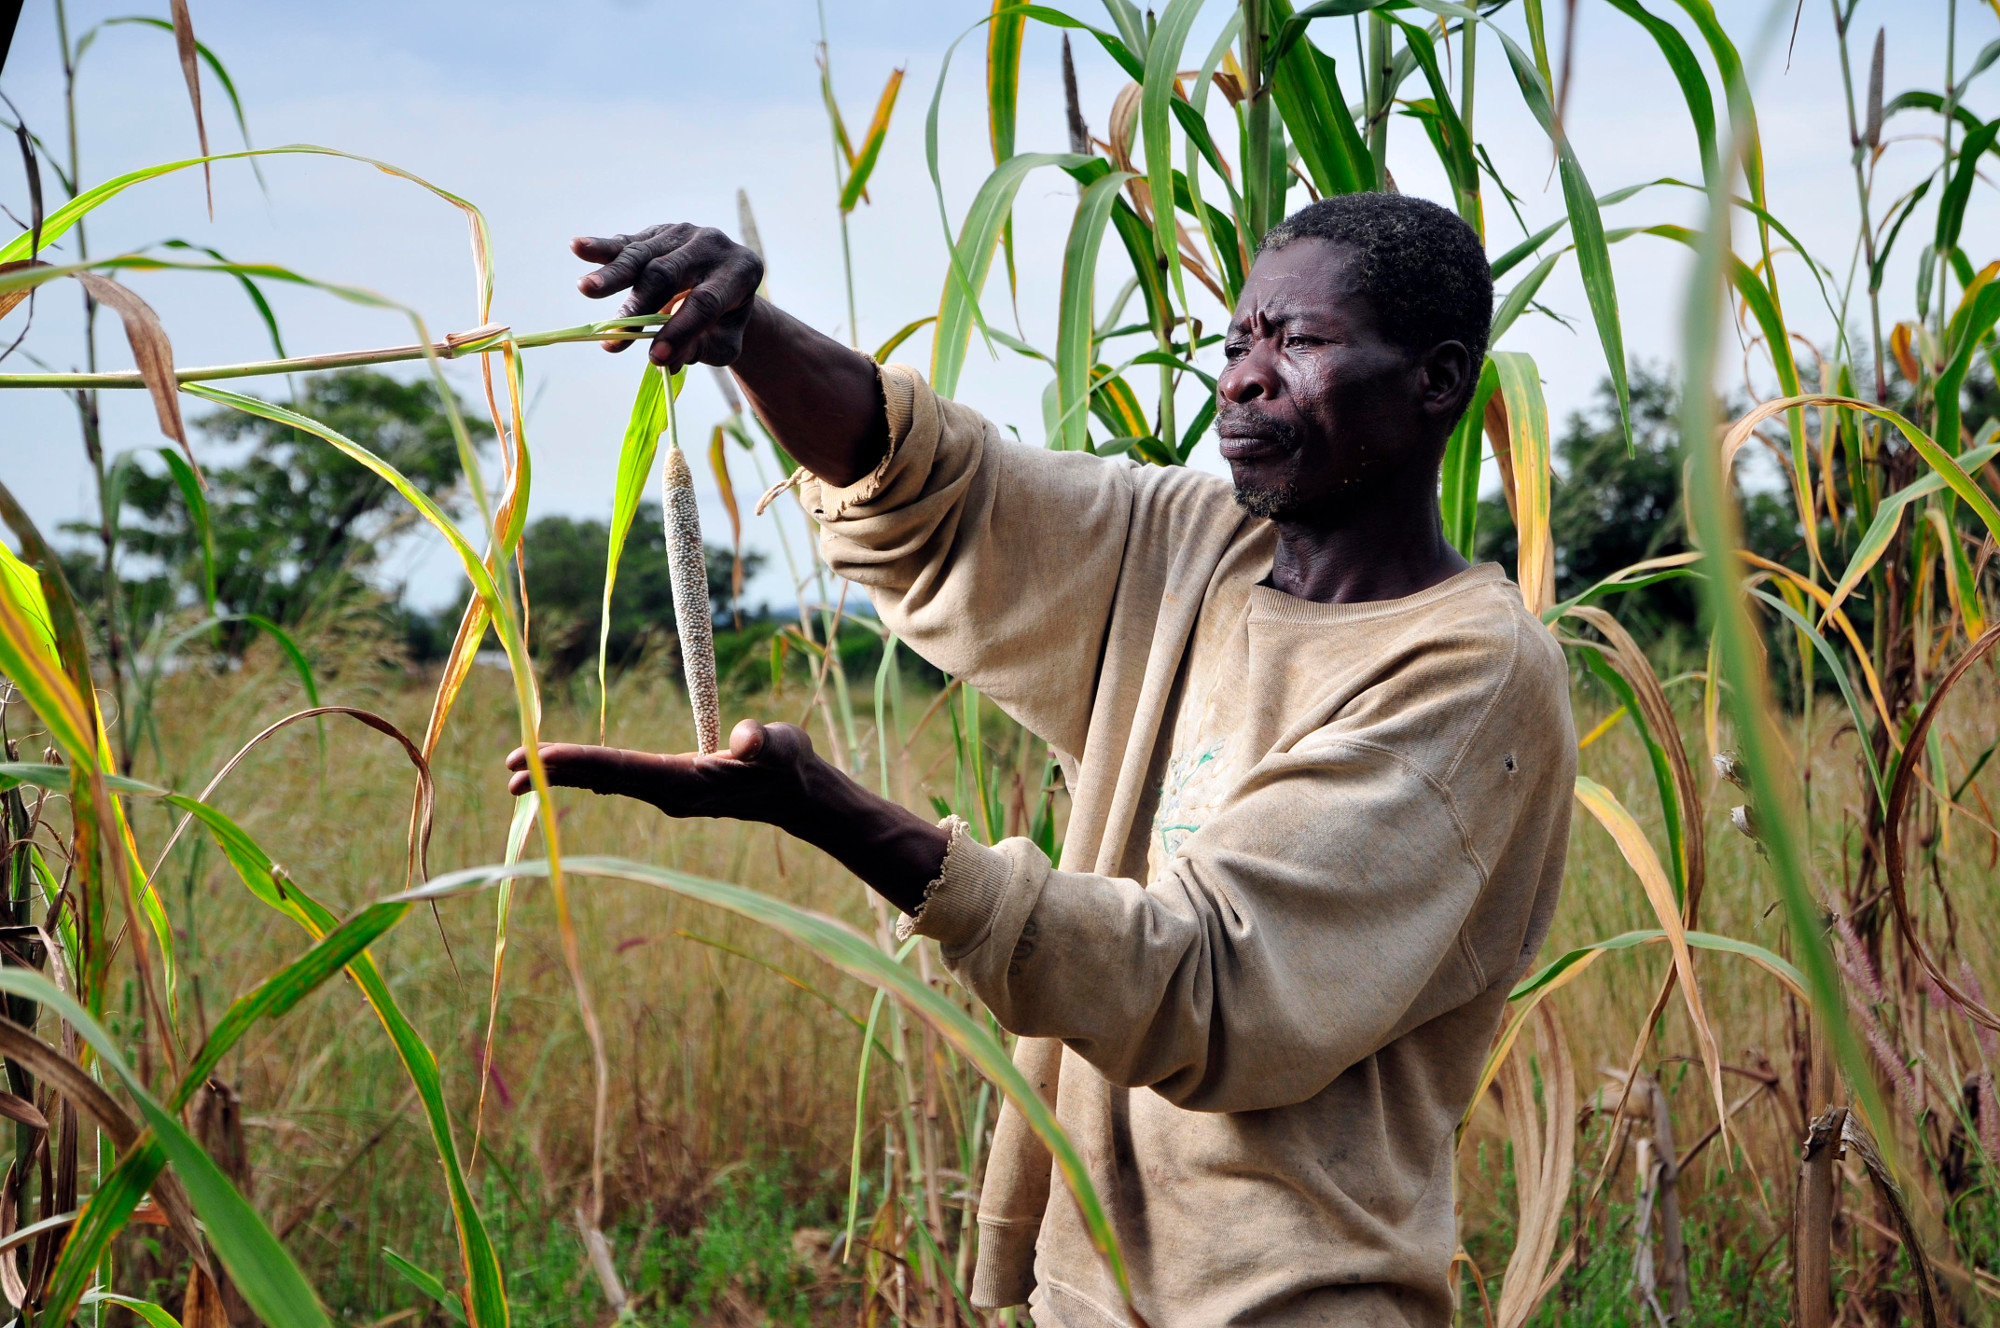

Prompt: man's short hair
[{"left": 1257, "top": 192, "right": 1492, "bottom": 375}]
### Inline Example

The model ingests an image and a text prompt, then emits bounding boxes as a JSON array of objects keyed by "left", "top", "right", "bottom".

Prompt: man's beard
[
  {"left": 1232, "top": 475, "right": 1298, "bottom": 519},
  {"left": 1221, "top": 409, "right": 1304, "bottom": 519}
]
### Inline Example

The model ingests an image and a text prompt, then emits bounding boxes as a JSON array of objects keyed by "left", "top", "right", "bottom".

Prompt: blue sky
[{"left": 2, "top": 0, "right": 1994, "bottom": 610}]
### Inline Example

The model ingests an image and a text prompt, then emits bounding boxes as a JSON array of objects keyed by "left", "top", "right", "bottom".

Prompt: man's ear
[{"left": 1420, "top": 340, "right": 1474, "bottom": 424}]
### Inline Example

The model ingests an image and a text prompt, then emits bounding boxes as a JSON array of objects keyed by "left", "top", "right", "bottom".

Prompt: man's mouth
[
  {"left": 1217, "top": 413, "right": 1303, "bottom": 462},
  {"left": 1218, "top": 435, "right": 1285, "bottom": 462}
]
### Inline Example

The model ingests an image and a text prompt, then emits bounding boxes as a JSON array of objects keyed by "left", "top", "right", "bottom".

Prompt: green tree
[
  {"left": 108, "top": 370, "right": 491, "bottom": 640},
  {"left": 508, "top": 505, "right": 761, "bottom": 677},
  {"left": 1475, "top": 366, "right": 1800, "bottom": 647}
]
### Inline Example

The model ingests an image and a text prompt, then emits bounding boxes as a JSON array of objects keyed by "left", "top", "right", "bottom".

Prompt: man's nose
[{"left": 1218, "top": 342, "right": 1278, "bottom": 404}]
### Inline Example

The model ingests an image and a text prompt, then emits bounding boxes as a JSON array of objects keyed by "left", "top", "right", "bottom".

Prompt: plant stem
[
  {"left": 1242, "top": 0, "right": 1271, "bottom": 244},
  {"left": 0, "top": 318, "right": 669, "bottom": 389},
  {"left": 56, "top": 0, "right": 130, "bottom": 775},
  {"left": 1935, "top": 0, "right": 1957, "bottom": 357},
  {"left": 1367, "top": 12, "right": 1392, "bottom": 189},
  {"left": 1831, "top": 0, "right": 1887, "bottom": 403},
  {"left": 818, "top": 1, "right": 860, "bottom": 349}
]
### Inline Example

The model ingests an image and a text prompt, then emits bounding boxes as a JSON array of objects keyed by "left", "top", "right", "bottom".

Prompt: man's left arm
[
  {"left": 510, "top": 713, "right": 1563, "bottom": 1117},
  {"left": 906, "top": 739, "right": 1530, "bottom": 1113}
]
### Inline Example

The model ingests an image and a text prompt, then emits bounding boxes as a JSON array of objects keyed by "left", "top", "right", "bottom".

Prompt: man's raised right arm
[
  {"left": 572, "top": 224, "right": 888, "bottom": 486},
  {"left": 572, "top": 222, "right": 1236, "bottom": 757}
]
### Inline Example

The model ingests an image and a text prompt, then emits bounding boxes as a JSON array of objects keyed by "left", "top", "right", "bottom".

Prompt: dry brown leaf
[
  {"left": 72, "top": 272, "right": 195, "bottom": 478},
  {"left": 0, "top": 260, "right": 50, "bottom": 325},
  {"left": 1841, "top": 1112, "right": 1941, "bottom": 1328},
  {"left": 0, "top": 1092, "right": 44, "bottom": 1135},
  {"left": 0, "top": 1016, "right": 210, "bottom": 1282},
  {"left": 1494, "top": 1002, "right": 1575, "bottom": 1328},
  {"left": 709, "top": 424, "right": 744, "bottom": 621},
  {"left": 170, "top": 0, "right": 214, "bottom": 218},
  {"left": 1566, "top": 605, "right": 1707, "bottom": 924},
  {"left": 182, "top": 1264, "right": 230, "bottom": 1328}
]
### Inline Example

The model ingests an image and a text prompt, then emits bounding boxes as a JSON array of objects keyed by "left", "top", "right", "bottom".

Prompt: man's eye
[
  {"left": 1285, "top": 335, "right": 1317, "bottom": 349},
  {"left": 1223, "top": 343, "right": 1247, "bottom": 360}
]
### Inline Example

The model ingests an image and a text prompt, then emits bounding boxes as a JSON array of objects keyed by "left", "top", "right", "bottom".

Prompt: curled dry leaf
[
  {"left": 0, "top": 1092, "right": 45, "bottom": 1132},
  {"left": 1841, "top": 1112, "right": 1941, "bottom": 1328},
  {"left": 0, "top": 1016, "right": 210, "bottom": 1284},
  {"left": 169, "top": 0, "right": 213, "bottom": 217},
  {"left": 1494, "top": 1001, "right": 1575, "bottom": 1328},
  {"left": 1885, "top": 623, "right": 2000, "bottom": 1032},
  {"left": 71, "top": 273, "right": 194, "bottom": 476},
  {"left": 0, "top": 260, "right": 50, "bottom": 325}
]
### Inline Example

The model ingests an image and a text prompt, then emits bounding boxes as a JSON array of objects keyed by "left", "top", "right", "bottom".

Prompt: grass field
[{"left": 107, "top": 626, "right": 1997, "bottom": 1325}]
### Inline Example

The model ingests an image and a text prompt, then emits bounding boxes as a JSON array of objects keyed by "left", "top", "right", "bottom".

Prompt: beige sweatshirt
[{"left": 801, "top": 366, "right": 1575, "bottom": 1328}]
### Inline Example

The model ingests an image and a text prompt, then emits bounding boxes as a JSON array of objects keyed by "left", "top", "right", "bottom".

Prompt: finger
[
  {"left": 507, "top": 769, "right": 535, "bottom": 798},
  {"left": 571, "top": 235, "right": 623, "bottom": 262},
  {"left": 522, "top": 742, "right": 622, "bottom": 792},
  {"left": 728, "top": 718, "right": 767, "bottom": 762},
  {"left": 623, "top": 228, "right": 729, "bottom": 322},
  {"left": 578, "top": 223, "right": 693, "bottom": 300},
  {"left": 505, "top": 745, "right": 528, "bottom": 772},
  {"left": 653, "top": 257, "right": 762, "bottom": 370}
]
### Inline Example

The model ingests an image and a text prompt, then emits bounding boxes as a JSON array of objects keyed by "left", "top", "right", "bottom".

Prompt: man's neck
[{"left": 1266, "top": 480, "right": 1470, "bottom": 606}]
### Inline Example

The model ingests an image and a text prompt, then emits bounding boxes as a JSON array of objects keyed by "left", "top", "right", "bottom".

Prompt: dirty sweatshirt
[{"left": 799, "top": 364, "right": 1576, "bottom": 1328}]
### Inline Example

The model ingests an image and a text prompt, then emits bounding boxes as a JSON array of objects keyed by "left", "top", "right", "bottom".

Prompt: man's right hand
[
  {"left": 569, "top": 219, "right": 889, "bottom": 487},
  {"left": 572, "top": 224, "right": 764, "bottom": 372}
]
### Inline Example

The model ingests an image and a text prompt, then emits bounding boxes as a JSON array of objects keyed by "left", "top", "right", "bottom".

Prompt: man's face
[{"left": 1215, "top": 238, "right": 1460, "bottom": 521}]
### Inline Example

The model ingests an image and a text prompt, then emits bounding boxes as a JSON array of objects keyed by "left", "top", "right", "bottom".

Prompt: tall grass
[{"left": 0, "top": 0, "right": 1998, "bottom": 1324}]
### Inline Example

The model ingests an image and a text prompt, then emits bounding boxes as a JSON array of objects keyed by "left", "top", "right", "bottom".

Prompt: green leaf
[
  {"left": 1490, "top": 250, "right": 1562, "bottom": 345},
  {"left": 2, "top": 147, "right": 494, "bottom": 320},
  {"left": 1264, "top": 0, "right": 1372, "bottom": 197},
  {"left": 82, "top": 1291, "right": 185, "bottom": 1328},
  {"left": 1937, "top": 265, "right": 2000, "bottom": 451},
  {"left": 399, "top": 854, "right": 1136, "bottom": 1307},
  {"left": 1602, "top": 0, "right": 1718, "bottom": 188},
  {"left": 162, "top": 239, "right": 286, "bottom": 358},
  {"left": 1388, "top": 18, "right": 1480, "bottom": 231},
  {"left": 1510, "top": 928, "right": 1806, "bottom": 1002},
  {"left": 1440, "top": 357, "right": 1498, "bottom": 555},
  {"left": 0, "top": 966, "right": 334, "bottom": 1328},
  {"left": 1491, "top": 23, "right": 1631, "bottom": 450},
  {"left": 156, "top": 446, "right": 216, "bottom": 614},
  {"left": 1182, "top": 11, "right": 1247, "bottom": 303},
  {"left": 1058, "top": 168, "right": 1139, "bottom": 451},
  {"left": 1141, "top": 0, "right": 1207, "bottom": 319},
  {"left": 600, "top": 363, "right": 678, "bottom": 737},
  {"left": 1487, "top": 177, "right": 1669, "bottom": 279},
  {"left": 1935, "top": 117, "right": 1999, "bottom": 261},
  {"left": 839, "top": 67, "right": 906, "bottom": 214},
  {"left": 385, "top": 1248, "right": 467, "bottom": 1322},
  {"left": 931, "top": 151, "right": 1093, "bottom": 397},
  {"left": 1005, "top": 4, "right": 1145, "bottom": 80}
]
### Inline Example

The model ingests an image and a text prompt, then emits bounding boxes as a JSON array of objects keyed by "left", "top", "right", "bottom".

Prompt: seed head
[{"left": 663, "top": 445, "right": 720, "bottom": 754}]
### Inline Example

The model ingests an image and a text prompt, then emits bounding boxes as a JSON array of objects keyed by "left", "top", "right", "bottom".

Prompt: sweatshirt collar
[{"left": 1246, "top": 561, "right": 1509, "bottom": 625}]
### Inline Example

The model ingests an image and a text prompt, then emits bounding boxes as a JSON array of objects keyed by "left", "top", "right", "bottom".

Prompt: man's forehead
[{"left": 1231, "top": 239, "right": 1365, "bottom": 327}]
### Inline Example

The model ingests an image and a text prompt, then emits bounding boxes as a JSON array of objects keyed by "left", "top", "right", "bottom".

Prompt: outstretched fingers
[{"left": 505, "top": 743, "right": 680, "bottom": 799}]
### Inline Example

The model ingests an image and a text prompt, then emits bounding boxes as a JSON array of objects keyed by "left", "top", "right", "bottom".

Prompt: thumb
[{"left": 728, "top": 718, "right": 768, "bottom": 762}]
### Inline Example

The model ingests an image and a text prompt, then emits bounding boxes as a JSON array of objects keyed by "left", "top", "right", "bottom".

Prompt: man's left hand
[
  {"left": 505, "top": 718, "right": 817, "bottom": 829},
  {"left": 502, "top": 719, "right": 950, "bottom": 915}
]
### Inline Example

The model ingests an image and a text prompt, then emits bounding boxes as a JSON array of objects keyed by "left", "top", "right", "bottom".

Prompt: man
[{"left": 506, "top": 192, "right": 1575, "bottom": 1327}]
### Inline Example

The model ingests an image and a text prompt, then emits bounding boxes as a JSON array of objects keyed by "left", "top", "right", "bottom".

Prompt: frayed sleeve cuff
[
  {"left": 800, "top": 362, "right": 919, "bottom": 522},
  {"left": 896, "top": 815, "right": 1012, "bottom": 953}
]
